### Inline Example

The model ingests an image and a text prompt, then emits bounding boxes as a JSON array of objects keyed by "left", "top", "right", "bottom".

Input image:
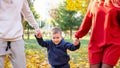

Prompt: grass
[{"left": 24, "top": 34, "right": 89, "bottom": 51}]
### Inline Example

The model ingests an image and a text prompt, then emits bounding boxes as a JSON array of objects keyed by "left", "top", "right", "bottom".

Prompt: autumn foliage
[
  {"left": 66, "top": 0, "right": 90, "bottom": 14},
  {"left": 4, "top": 46, "right": 120, "bottom": 68}
]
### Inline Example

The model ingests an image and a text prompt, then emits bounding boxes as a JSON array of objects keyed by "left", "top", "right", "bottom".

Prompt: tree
[
  {"left": 66, "top": 0, "right": 90, "bottom": 15},
  {"left": 50, "top": 3, "right": 84, "bottom": 39},
  {"left": 22, "top": 0, "right": 40, "bottom": 39}
]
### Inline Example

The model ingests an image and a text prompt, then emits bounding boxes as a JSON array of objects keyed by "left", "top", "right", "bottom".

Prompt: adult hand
[
  {"left": 73, "top": 38, "right": 80, "bottom": 46},
  {"left": 35, "top": 29, "right": 42, "bottom": 38}
]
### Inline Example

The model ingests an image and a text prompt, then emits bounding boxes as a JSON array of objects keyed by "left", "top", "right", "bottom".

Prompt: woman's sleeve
[{"left": 75, "top": 1, "right": 93, "bottom": 39}]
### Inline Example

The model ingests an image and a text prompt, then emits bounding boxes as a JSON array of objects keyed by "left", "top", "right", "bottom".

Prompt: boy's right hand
[{"left": 36, "top": 32, "right": 42, "bottom": 38}]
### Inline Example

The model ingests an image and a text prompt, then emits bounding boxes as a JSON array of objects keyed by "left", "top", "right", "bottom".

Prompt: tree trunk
[
  {"left": 27, "top": 27, "right": 30, "bottom": 40},
  {"left": 69, "top": 27, "right": 72, "bottom": 40}
]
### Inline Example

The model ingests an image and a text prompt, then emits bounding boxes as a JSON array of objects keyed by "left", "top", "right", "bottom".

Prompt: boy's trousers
[
  {"left": 52, "top": 63, "right": 70, "bottom": 68},
  {"left": 0, "top": 39, "right": 26, "bottom": 68}
]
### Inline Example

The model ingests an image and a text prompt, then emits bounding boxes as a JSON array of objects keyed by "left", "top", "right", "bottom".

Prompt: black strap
[
  {"left": 6, "top": 41, "right": 11, "bottom": 51},
  {"left": 117, "top": 10, "right": 120, "bottom": 26}
]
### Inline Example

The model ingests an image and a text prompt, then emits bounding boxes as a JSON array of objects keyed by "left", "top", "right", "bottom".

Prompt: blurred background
[{"left": 4, "top": 0, "right": 120, "bottom": 68}]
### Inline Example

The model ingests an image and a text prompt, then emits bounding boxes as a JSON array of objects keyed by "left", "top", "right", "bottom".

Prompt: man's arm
[{"left": 21, "top": 0, "right": 40, "bottom": 34}]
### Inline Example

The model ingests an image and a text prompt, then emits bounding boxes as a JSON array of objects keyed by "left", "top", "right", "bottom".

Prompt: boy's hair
[{"left": 52, "top": 27, "right": 62, "bottom": 35}]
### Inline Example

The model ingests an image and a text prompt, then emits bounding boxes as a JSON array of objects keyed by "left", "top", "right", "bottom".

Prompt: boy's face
[{"left": 52, "top": 33, "right": 62, "bottom": 45}]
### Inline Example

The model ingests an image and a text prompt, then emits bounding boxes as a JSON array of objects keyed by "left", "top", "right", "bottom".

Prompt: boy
[{"left": 35, "top": 27, "right": 80, "bottom": 68}]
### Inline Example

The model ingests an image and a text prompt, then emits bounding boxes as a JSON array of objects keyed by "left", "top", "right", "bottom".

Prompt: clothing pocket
[
  {"left": 110, "top": 27, "right": 120, "bottom": 38},
  {"left": 111, "top": 31, "right": 120, "bottom": 38},
  {"left": 3, "top": 0, "right": 13, "bottom": 4},
  {"left": 0, "top": 40, "right": 11, "bottom": 55}
]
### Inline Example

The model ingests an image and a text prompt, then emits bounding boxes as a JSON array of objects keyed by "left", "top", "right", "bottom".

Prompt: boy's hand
[
  {"left": 35, "top": 29, "right": 42, "bottom": 38},
  {"left": 73, "top": 38, "right": 79, "bottom": 46}
]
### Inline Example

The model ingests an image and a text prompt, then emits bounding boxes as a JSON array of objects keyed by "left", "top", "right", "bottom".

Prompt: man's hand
[{"left": 35, "top": 29, "right": 42, "bottom": 38}]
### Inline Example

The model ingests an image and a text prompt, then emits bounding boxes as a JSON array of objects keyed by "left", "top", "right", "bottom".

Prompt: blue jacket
[{"left": 35, "top": 36, "right": 80, "bottom": 66}]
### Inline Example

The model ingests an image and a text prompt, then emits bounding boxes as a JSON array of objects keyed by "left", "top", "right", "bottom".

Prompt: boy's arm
[
  {"left": 64, "top": 42, "right": 80, "bottom": 51},
  {"left": 35, "top": 35, "right": 49, "bottom": 47}
]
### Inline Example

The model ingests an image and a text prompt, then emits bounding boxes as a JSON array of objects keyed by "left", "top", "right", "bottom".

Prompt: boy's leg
[
  {"left": 51, "top": 66, "right": 55, "bottom": 68},
  {"left": 102, "top": 64, "right": 113, "bottom": 68},
  {"left": 61, "top": 63, "right": 70, "bottom": 68},
  {"left": 0, "top": 55, "right": 5, "bottom": 68},
  {"left": 51, "top": 63, "right": 70, "bottom": 68},
  {"left": 9, "top": 39, "right": 26, "bottom": 68}
]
